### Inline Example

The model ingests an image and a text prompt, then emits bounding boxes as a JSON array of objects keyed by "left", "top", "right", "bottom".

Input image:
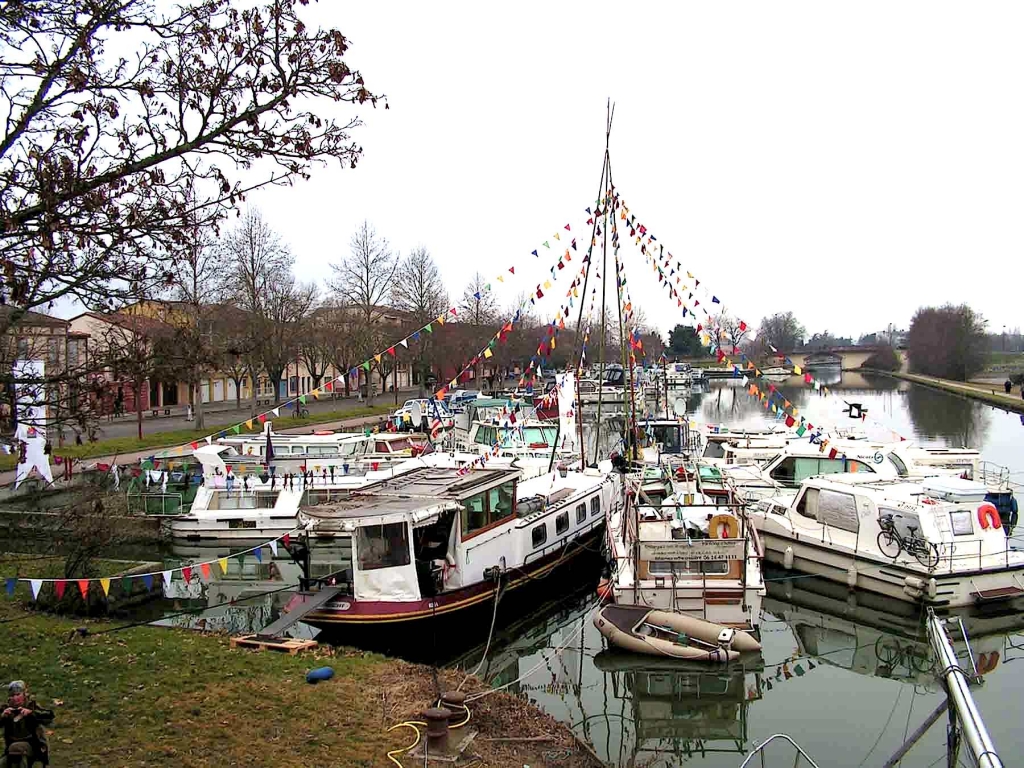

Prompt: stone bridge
[{"left": 778, "top": 345, "right": 909, "bottom": 372}]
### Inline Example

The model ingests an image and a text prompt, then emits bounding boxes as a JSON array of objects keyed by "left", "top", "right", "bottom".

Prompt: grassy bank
[
  {"left": 0, "top": 560, "right": 601, "bottom": 767},
  {"left": 0, "top": 404, "right": 394, "bottom": 472},
  {"left": 882, "top": 371, "right": 1024, "bottom": 414}
]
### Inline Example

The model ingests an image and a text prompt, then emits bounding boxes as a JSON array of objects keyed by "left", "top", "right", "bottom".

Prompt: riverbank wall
[{"left": 871, "top": 370, "right": 1024, "bottom": 414}]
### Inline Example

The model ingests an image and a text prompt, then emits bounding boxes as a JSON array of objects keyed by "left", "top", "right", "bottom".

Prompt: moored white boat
[
  {"left": 287, "top": 463, "right": 622, "bottom": 633},
  {"left": 749, "top": 474, "right": 1024, "bottom": 607},
  {"left": 605, "top": 463, "right": 766, "bottom": 632}
]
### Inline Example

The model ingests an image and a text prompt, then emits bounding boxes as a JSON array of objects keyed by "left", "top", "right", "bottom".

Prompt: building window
[
  {"left": 357, "top": 522, "right": 411, "bottom": 571},
  {"left": 16, "top": 338, "right": 27, "bottom": 358},
  {"left": 576, "top": 503, "right": 586, "bottom": 525},
  {"left": 532, "top": 523, "right": 548, "bottom": 549},
  {"left": 555, "top": 512, "right": 569, "bottom": 535}
]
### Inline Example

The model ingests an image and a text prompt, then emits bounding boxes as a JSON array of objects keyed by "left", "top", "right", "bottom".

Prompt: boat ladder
[{"left": 738, "top": 734, "right": 820, "bottom": 767}]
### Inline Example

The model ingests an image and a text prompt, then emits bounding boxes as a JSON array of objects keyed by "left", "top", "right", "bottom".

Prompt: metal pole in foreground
[{"left": 925, "top": 609, "right": 1004, "bottom": 768}]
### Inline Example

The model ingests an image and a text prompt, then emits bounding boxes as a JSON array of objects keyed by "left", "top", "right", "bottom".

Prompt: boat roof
[
  {"left": 301, "top": 466, "right": 520, "bottom": 520},
  {"left": 469, "top": 397, "right": 526, "bottom": 409},
  {"left": 802, "top": 474, "right": 985, "bottom": 509}
]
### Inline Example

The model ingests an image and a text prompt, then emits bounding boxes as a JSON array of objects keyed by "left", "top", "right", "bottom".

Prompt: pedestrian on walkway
[{"left": 1005, "top": 378, "right": 1013, "bottom": 394}]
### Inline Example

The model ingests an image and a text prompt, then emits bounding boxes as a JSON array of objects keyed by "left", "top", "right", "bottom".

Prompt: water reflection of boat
[
  {"left": 592, "top": 650, "right": 764, "bottom": 761},
  {"left": 765, "top": 571, "right": 1024, "bottom": 685}
]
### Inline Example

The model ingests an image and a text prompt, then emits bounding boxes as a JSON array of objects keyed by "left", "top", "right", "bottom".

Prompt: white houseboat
[
  {"left": 287, "top": 463, "right": 622, "bottom": 636},
  {"left": 749, "top": 474, "right": 1024, "bottom": 607}
]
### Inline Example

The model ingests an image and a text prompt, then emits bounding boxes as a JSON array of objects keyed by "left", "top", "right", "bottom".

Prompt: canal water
[{"left": 140, "top": 375, "right": 1024, "bottom": 766}]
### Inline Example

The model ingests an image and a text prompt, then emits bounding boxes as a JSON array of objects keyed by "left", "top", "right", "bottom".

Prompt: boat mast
[
  {"left": 571, "top": 100, "right": 614, "bottom": 468},
  {"left": 594, "top": 102, "right": 614, "bottom": 465}
]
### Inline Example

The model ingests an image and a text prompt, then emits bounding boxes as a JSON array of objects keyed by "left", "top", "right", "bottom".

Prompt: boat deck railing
[{"left": 738, "top": 734, "right": 820, "bottom": 767}]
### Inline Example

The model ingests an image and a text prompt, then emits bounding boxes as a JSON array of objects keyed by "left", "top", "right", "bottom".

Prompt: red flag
[
  {"left": 386, "top": 347, "right": 396, "bottom": 357},
  {"left": 190, "top": 442, "right": 199, "bottom": 450},
  {"left": 739, "top": 321, "right": 747, "bottom": 332},
  {"left": 200, "top": 563, "right": 212, "bottom": 581},
  {"left": 804, "top": 373, "right": 813, "bottom": 384},
  {"left": 785, "top": 415, "right": 796, "bottom": 428},
  {"left": 509, "top": 266, "right": 515, "bottom": 274},
  {"left": 325, "top": 381, "right": 333, "bottom": 392},
  {"left": 182, "top": 566, "right": 192, "bottom": 584},
  {"left": 282, "top": 533, "right": 291, "bottom": 548},
  {"left": 55, "top": 580, "right": 67, "bottom": 600},
  {"left": 828, "top": 448, "right": 838, "bottom": 460},
  {"left": 258, "top": 414, "right": 267, "bottom": 423},
  {"left": 77, "top": 580, "right": 89, "bottom": 599}
]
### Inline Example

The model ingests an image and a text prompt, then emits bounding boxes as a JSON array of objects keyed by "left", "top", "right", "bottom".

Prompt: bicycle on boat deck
[{"left": 877, "top": 513, "right": 941, "bottom": 568}]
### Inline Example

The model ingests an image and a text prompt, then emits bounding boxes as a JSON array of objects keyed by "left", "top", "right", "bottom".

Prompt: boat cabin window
[
  {"left": 650, "top": 425, "right": 681, "bottom": 452},
  {"left": 576, "top": 503, "right": 587, "bottom": 525},
  {"left": 475, "top": 426, "right": 498, "bottom": 446},
  {"left": 356, "top": 522, "right": 411, "bottom": 571},
  {"left": 590, "top": 496, "right": 601, "bottom": 517},
  {"left": 532, "top": 523, "right": 548, "bottom": 548},
  {"left": 648, "top": 560, "right": 729, "bottom": 576},
  {"left": 703, "top": 441, "right": 726, "bottom": 459},
  {"left": 879, "top": 507, "right": 923, "bottom": 540},
  {"left": 555, "top": 512, "right": 569, "bottom": 535},
  {"left": 208, "top": 492, "right": 258, "bottom": 510},
  {"left": 461, "top": 480, "right": 516, "bottom": 538},
  {"left": 797, "top": 488, "right": 859, "bottom": 533},
  {"left": 950, "top": 509, "right": 975, "bottom": 536},
  {"left": 887, "top": 453, "right": 909, "bottom": 477}
]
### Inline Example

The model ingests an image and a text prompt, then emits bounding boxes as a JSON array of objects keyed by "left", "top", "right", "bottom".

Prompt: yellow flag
[
  {"left": 311, "top": 389, "right": 320, "bottom": 399},
  {"left": 245, "top": 419, "right": 253, "bottom": 429},
  {"left": 550, "top": 337, "right": 556, "bottom": 350},
  {"left": 100, "top": 578, "right": 111, "bottom": 597},
  {"left": 793, "top": 364, "right": 802, "bottom": 375},
  {"left": 543, "top": 280, "right": 552, "bottom": 290},
  {"left": 554, "top": 232, "right": 560, "bottom": 241},
  {"left": 483, "top": 348, "right": 493, "bottom": 358},
  {"left": 497, "top": 275, "right": 504, "bottom": 282},
  {"left": 218, "top": 558, "right": 229, "bottom": 574},
  {"left": 437, "top": 315, "right": 446, "bottom": 325},
  {"left": 374, "top": 354, "right": 381, "bottom": 363}
]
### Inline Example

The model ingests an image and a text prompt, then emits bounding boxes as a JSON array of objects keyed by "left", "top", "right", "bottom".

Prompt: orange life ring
[
  {"left": 977, "top": 651, "right": 1000, "bottom": 674},
  {"left": 709, "top": 513, "right": 739, "bottom": 539},
  {"left": 978, "top": 502, "right": 1001, "bottom": 530}
]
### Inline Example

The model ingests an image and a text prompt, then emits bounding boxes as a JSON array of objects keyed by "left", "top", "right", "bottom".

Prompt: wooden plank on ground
[{"left": 229, "top": 634, "right": 318, "bottom": 655}]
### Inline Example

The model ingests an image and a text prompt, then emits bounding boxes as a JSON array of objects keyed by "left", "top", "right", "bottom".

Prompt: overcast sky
[{"left": 244, "top": 2, "right": 1023, "bottom": 340}]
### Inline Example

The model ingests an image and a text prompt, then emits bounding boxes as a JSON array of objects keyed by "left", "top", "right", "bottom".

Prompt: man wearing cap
[{"left": 1, "top": 681, "right": 53, "bottom": 767}]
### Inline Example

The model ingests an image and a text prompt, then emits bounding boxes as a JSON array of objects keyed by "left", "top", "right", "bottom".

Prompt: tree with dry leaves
[{"left": 0, "top": 0, "right": 381, "bottom": 346}]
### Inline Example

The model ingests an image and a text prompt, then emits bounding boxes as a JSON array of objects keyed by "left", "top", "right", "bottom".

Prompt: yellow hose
[
  {"left": 386, "top": 721, "right": 426, "bottom": 767},
  {"left": 433, "top": 699, "right": 473, "bottom": 729}
]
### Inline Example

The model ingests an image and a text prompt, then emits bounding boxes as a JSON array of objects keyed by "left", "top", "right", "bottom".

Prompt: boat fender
[
  {"left": 977, "top": 651, "right": 1000, "bottom": 674},
  {"left": 902, "top": 584, "right": 923, "bottom": 599},
  {"left": 306, "top": 667, "right": 334, "bottom": 684},
  {"left": 977, "top": 502, "right": 1001, "bottom": 530},
  {"left": 783, "top": 546, "right": 794, "bottom": 570},
  {"left": 904, "top": 576, "right": 924, "bottom": 590},
  {"left": 927, "top": 578, "right": 938, "bottom": 600},
  {"left": 596, "top": 578, "right": 613, "bottom": 601},
  {"left": 709, "top": 514, "right": 739, "bottom": 540},
  {"left": 846, "top": 565, "right": 857, "bottom": 589}
]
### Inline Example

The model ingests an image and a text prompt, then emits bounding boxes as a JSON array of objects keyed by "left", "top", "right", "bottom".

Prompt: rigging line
[
  {"left": 857, "top": 683, "right": 905, "bottom": 768},
  {"left": 458, "top": 577, "right": 505, "bottom": 691}
]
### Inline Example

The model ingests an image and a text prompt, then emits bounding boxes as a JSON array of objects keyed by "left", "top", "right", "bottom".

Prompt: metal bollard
[
  {"left": 441, "top": 690, "right": 467, "bottom": 723},
  {"left": 421, "top": 706, "right": 452, "bottom": 752}
]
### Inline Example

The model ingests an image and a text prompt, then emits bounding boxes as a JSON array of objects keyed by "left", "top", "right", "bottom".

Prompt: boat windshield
[
  {"left": 499, "top": 426, "right": 557, "bottom": 447},
  {"left": 758, "top": 454, "right": 781, "bottom": 470},
  {"left": 887, "top": 452, "right": 909, "bottom": 477}
]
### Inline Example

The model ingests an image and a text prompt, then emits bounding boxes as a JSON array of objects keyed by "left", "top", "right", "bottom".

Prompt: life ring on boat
[
  {"left": 977, "top": 651, "right": 1000, "bottom": 674},
  {"left": 709, "top": 513, "right": 739, "bottom": 539},
  {"left": 978, "top": 503, "right": 1001, "bottom": 530},
  {"left": 314, "top": 430, "right": 333, "bottom": 436}
]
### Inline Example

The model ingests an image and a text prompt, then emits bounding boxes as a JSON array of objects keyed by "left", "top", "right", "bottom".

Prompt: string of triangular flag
[
  {"left": 617, "top": 192, "right": 908, "bottom": 446},
  {"left": 140, "top": 212, "right": 593, "bottom": 468},
  {"left": 3, "top": 529, "right": 301, "bottom": 602}
]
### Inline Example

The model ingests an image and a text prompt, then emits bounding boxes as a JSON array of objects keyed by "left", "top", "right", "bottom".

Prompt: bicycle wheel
[
  {"left": 877, "top": 530, "right": 902, "bottom": 559},
  {"left": 914, "top": 542, "right": 940, "bottom": 569}
]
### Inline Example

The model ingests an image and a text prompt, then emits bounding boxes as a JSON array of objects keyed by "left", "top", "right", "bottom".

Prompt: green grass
[
  {"left": 0, "top": 602, "right": 389, "bottom": 767},
  {"left": 0, "top": 405, "right": 394, "bottom": 471}
]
